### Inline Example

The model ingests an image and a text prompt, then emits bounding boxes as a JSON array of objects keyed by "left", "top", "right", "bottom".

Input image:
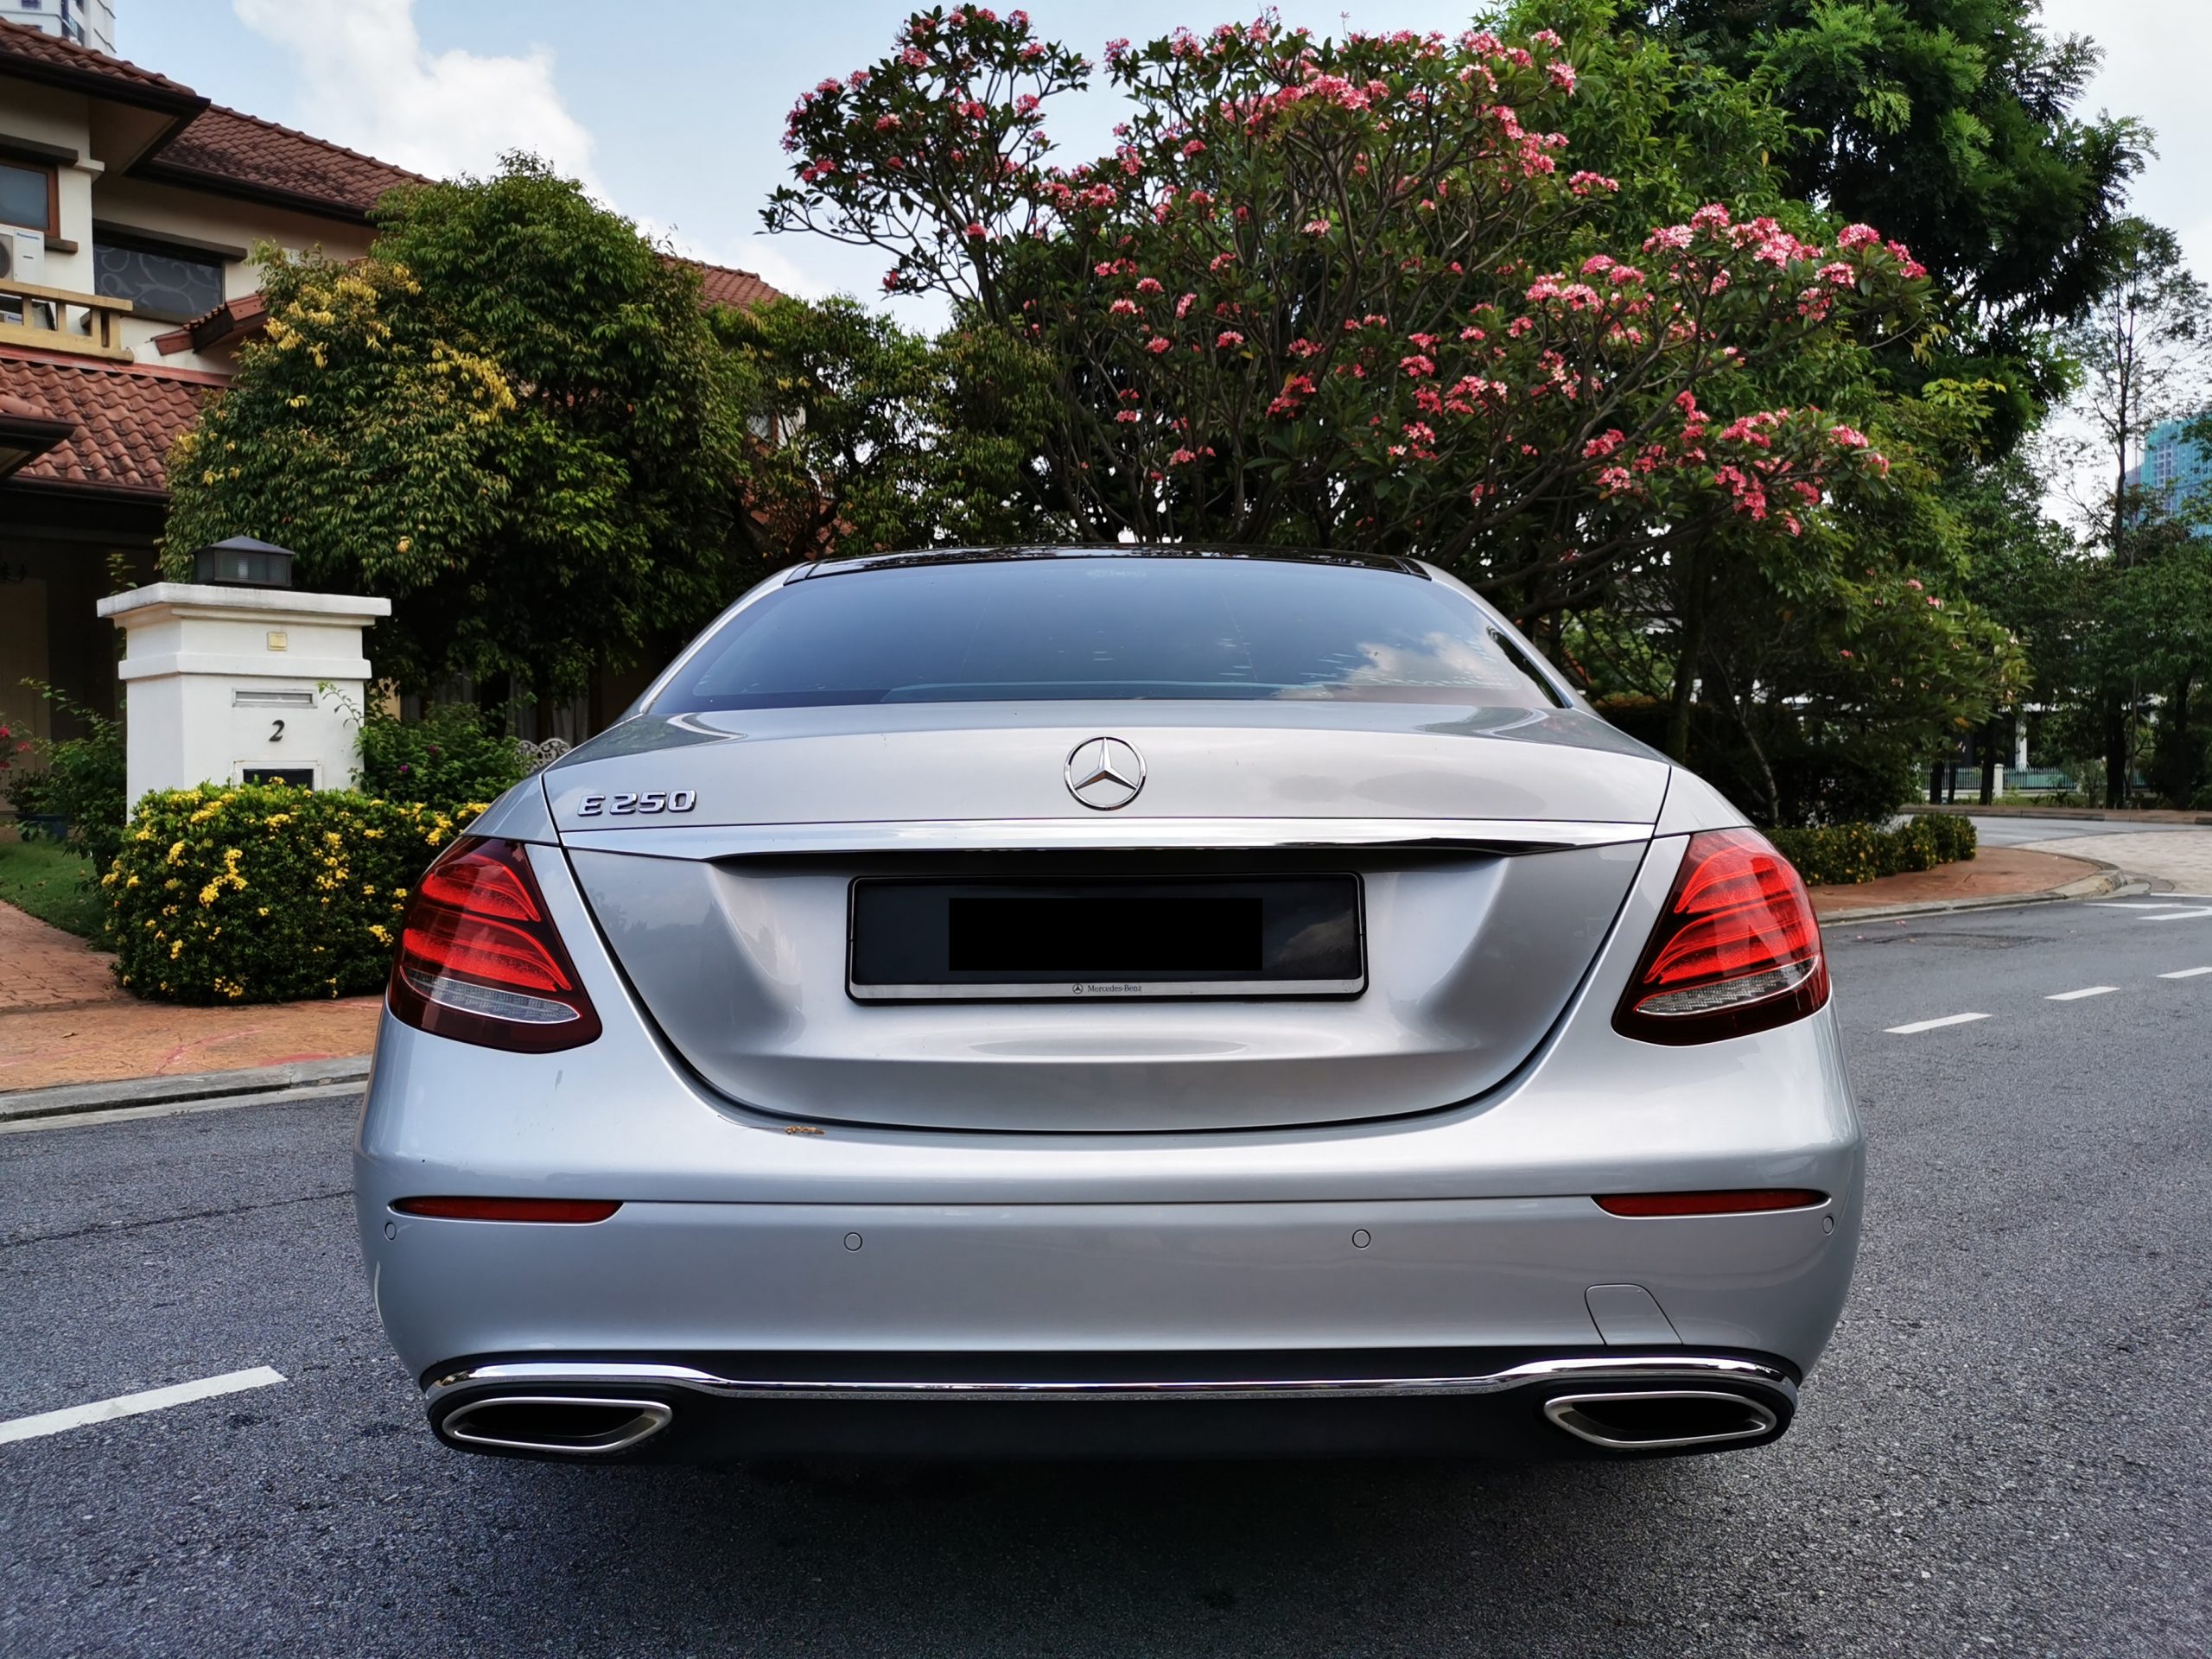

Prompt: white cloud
[
  {"left": 726, "top": 238, "right": 836, "bottom": 302},
  {"left": 232, "top": 0, "right": 597, "bottom": 189},
  {"left": 2040, "top": 0, "right": 2212, "bottom": 283},
  {"left": 633, "top": 215, "right": 835, "bottom": 303}
]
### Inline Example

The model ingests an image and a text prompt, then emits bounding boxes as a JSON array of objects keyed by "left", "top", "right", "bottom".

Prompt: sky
[
  {"left": 111, "top": 0, "right": 2212, "bottom": 509},
  {"left": 112, "top": 0, "right": 2212, "bottom": 313}
]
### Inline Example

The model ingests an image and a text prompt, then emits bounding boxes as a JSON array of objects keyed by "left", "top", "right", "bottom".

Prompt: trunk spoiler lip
[{"left": 556, "top": 817, "right": 1654, "bottom": 861}]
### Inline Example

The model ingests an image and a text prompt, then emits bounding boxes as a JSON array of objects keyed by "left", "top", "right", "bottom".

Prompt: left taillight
[
  {"left": 387, "top": 837, "right": 602, "bottom": 1052},
  {"left": 1614, "top": 827, "right": 1828, "bottom": 1045}
]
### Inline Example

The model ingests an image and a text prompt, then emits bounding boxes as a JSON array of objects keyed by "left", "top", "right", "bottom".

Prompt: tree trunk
[
  {"left": 2102, "top": 691, "right": 2130, "bottom": 809},
  {"left": 1663, "top": 581, "right": 1705, "bottom": 765}
]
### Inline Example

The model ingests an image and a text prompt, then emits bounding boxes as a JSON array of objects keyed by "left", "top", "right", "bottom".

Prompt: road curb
[
  {"left": 1816, "top": 861, "right": 2133, "bottom": 926},
  {"left": 0, "top": 1056, "right": 370, "bottom": 1125}
]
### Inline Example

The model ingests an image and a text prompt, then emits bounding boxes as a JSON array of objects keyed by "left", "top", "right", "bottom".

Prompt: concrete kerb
[{"left": 0, "top": 1055, "right": 370, "bottom": 1128}]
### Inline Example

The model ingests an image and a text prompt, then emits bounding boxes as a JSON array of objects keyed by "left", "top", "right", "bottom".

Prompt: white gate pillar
[{"left": 97, "top": 579, "right": 391, "bottom": 813}]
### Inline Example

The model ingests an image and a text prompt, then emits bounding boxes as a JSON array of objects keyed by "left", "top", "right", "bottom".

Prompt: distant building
[
  {"left": 1, "top": 0, "right": 113, "bottom": 56},
  {"left": 0, "top": 17, "right": 779, "bottom": 753},
  {"left": 2139, "top": 416, "right": 2212, "bottom": 524}
]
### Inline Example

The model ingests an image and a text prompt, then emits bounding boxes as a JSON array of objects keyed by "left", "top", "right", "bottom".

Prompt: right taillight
[
  {"left": 388, "top": 836, "right": 602, "bottom": 1052},
  {"left": 1614, "top": 828, "right": 1828, "bottom": 1045}
]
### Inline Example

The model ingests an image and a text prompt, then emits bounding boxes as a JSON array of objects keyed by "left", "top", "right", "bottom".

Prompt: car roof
[{"left": 782, "top": 543, "right": 1432, "bottom": 582}]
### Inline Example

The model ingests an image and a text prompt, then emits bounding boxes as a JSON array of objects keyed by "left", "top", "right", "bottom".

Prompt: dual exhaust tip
[
  {"left": 435, "top": 1385, "right": 1781, "bottom": 1460},
  {"left": 1541, "top": 1389, "right": 1781, "bottom": 1452},
  {"left": 440, "top": 1395, "right": 673, "bottom": 1457}
]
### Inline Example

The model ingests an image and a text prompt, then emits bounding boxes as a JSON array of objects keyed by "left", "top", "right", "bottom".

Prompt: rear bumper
[
  {"left": 422, "top": 1349, "right": 1800, "bottom": 1462},
  {"left": 359, "top": 1190, "right": 1859, "bottom": 1384}
]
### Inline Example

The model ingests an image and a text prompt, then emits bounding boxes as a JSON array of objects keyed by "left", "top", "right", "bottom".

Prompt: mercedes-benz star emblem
[{"left": 1065, "top": 736, "right": 1146, "bottom": 810}]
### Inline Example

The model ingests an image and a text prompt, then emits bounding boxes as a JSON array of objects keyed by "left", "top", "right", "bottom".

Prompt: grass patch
[{"left": 0, "top": 836, "right": 109, "bottom": 943}]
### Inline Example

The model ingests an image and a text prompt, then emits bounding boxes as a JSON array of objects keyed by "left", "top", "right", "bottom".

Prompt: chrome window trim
[
  {"left": 429, "top": 1354, "right": 1794, "bottom": 1408},
  {"left": 555, "top": 817, "right": 1655, "bottom": 860}
]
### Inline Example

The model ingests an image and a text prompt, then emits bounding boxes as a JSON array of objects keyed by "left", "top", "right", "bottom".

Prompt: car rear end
[{"left": 354, "top": 548, "right": 1860, "bottom": 1461}]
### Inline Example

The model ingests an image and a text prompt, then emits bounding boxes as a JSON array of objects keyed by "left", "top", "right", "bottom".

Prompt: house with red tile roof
[{"left": 0, "top": 18, "right": 779, "bottom": 751}]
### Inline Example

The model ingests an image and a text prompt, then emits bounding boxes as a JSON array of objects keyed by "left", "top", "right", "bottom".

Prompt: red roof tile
[
  {"left": 142, "top": 105, "right": 429, "bottom": 219},
  {"left": 0, "top": 17, "right": 200, "bottom": 106},
  {"left": 151, "top": 290, "right": 270, "bottom": 358},
  {"left": 685, "top": 260, "right": 785, "bottom": 310},
  {"left": 0, "top": 349, "right": 217, "bottom": 494}
]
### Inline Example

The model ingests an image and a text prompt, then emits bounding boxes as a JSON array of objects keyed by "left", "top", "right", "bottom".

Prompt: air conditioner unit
[
  {"left": 0, "top": 227, "right": 42, "bottom": 285},
  {"left": 0, "top": 231, "right": 53, "bottom": 330}
]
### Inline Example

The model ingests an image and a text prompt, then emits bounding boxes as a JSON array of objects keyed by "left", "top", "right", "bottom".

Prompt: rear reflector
[
  {"left": 393, "top": 1197, "right": 622, "bottom": 1224},
  {"left": 1595, "top": 1189, "right": 1827, "bottom": 1217},
  {"left": 1614, "top": 828, "right": 1828, "bottom": 1044},
  {"left": 387, "top": 837, "right": 602, "bottom": 1052}
]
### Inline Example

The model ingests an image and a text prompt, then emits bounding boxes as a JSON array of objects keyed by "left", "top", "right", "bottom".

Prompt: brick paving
[
  {"left": 0, "top": 901, "right": 379, "bottom": 1095},
  {"left": 0, "top": 899, "right": 125, "bottom": 1013},
  {"left": 1808, "top": 847, "right": 2101, "bottom": 915}
]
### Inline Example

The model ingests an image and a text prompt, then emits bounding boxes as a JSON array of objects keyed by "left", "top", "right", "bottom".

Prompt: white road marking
[
  {"left": 0, "top": 1366, "right": 284, "bottom": 1446},
  {"left": 2046, "top": 986, "right": 2119, "bottom": 1001},
  {"left": 2089, "top": 901, "right": 2199, "bottom": 910},
  {"left": 2158, "top": 966, "right": 2212, "bottom": 979},
  {"left": 2146, "top": 910, "right": 2212, "bottom": 923},
  {"left": 1885, "top": 1013, "right": 1991, "bottom": 1034}
]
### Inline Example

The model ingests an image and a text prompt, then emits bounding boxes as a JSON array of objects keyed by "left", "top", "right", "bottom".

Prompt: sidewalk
[
  {"left": 2008, "top": 831, "right": 2212, "bottom": 893},
  {"left": 0, "top": 901, "right": 380, "bottom": 1096}
]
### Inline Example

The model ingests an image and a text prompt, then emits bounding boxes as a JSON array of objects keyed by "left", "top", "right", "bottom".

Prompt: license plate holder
[{"left": 848, "top": 875, "right": 1365, "bottom": 1001}]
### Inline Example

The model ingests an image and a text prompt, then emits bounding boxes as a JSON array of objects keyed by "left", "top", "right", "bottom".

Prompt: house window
[
  {"left": 0, "top": 157, "right": 57, "bottom": 237},
  {"left": 91, "top": 235, "right": 225, "bottom": 323}
]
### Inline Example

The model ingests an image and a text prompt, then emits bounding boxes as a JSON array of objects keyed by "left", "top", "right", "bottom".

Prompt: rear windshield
[{"left": 651, "top": 556, "right": 1566, "bottom": 712}]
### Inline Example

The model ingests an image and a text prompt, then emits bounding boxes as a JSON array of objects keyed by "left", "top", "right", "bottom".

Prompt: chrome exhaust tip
[
  {"left": 1541, "top": 1389, "right": 1780, "bottom": 1452},
  {"left": 438, "top": 1395, "right": 672, "bottom": 1457}
]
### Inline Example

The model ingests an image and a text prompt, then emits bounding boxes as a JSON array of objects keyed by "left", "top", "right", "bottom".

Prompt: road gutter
[{"left": 0, "top": 1057, "right": 369, "bottom": 1130}]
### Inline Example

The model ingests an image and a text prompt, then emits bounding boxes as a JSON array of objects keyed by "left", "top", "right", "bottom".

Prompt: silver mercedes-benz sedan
[{"left": 356, "top": 545, "right": 1859, "bottom": 1463}]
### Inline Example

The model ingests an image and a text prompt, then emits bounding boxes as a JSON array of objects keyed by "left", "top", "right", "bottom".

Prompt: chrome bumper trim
[
  {"left": 554, "top": 817, "right": 1653, "bottom": 860},
  {"left": 427, "top": 1354, "right": 1795, "bottom": 1408}
]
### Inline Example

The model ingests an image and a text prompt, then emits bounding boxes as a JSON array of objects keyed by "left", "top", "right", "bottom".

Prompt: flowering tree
[{"left": 768, "top": 9, "right": 1931, "bottom": 620}]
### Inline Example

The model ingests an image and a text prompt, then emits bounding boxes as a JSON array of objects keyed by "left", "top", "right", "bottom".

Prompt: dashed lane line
[
  {"left": 2158, "top": 966, "right": 2212, "bottom": 979},
  {"left": 2047, "top": 986, "right": 2120, "bottom": 1001},
  {"left": 1885, "top": 1013, "right": 1991, "bottom": 1035},
  {"left": 0, "top": 1366, "right": 284, "bottom": 1446}
]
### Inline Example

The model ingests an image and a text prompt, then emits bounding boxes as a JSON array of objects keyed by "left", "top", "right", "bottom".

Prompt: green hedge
[
  {"left": 102, "top": 785, "right": 482, "bottom": 1004},
  {"left": 1765, "top": 815, "right": 1977, "bottom": 887}
]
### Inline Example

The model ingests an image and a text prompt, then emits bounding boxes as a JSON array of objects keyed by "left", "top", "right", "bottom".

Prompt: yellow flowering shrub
[{"left": 103, "top": 785, "right": 483, "bottom": 1003}]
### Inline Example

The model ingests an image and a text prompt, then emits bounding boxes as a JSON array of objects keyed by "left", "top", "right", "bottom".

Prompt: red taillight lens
[
  {"left": 393, "top": 1197, "right": 621, "bottom": 1224},
  {"left": 1595, "top": 1189, "right": 1827, "bottom": 1217},
  {"left": 1614, "top": 828, "right": 1828, "bottom": 1045},
  {"left": 387, "top": 837, "right": 602, "bottom": 1052}
]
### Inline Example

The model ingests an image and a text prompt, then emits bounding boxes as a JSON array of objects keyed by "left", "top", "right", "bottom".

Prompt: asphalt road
[
  {"left": 1966, "top": 812, "right": 2207, "bottom": 847},
  {"left": 3, "top": 899, "right": 2207, "bottom": 1657}
]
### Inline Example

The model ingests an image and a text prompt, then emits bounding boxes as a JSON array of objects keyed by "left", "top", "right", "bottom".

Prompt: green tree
[
  {"left": 1637, "top": 0, "right": 2151, "bottom": 445},
  {"left": 165, "top": 156, "right": 751, "bottom": 704},
  {"left": 716, "top": 294, "right": 1057, "bottom": 558},
  {"left": 2055, "top": 221, "right": 2211, "bottom": 804}
]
